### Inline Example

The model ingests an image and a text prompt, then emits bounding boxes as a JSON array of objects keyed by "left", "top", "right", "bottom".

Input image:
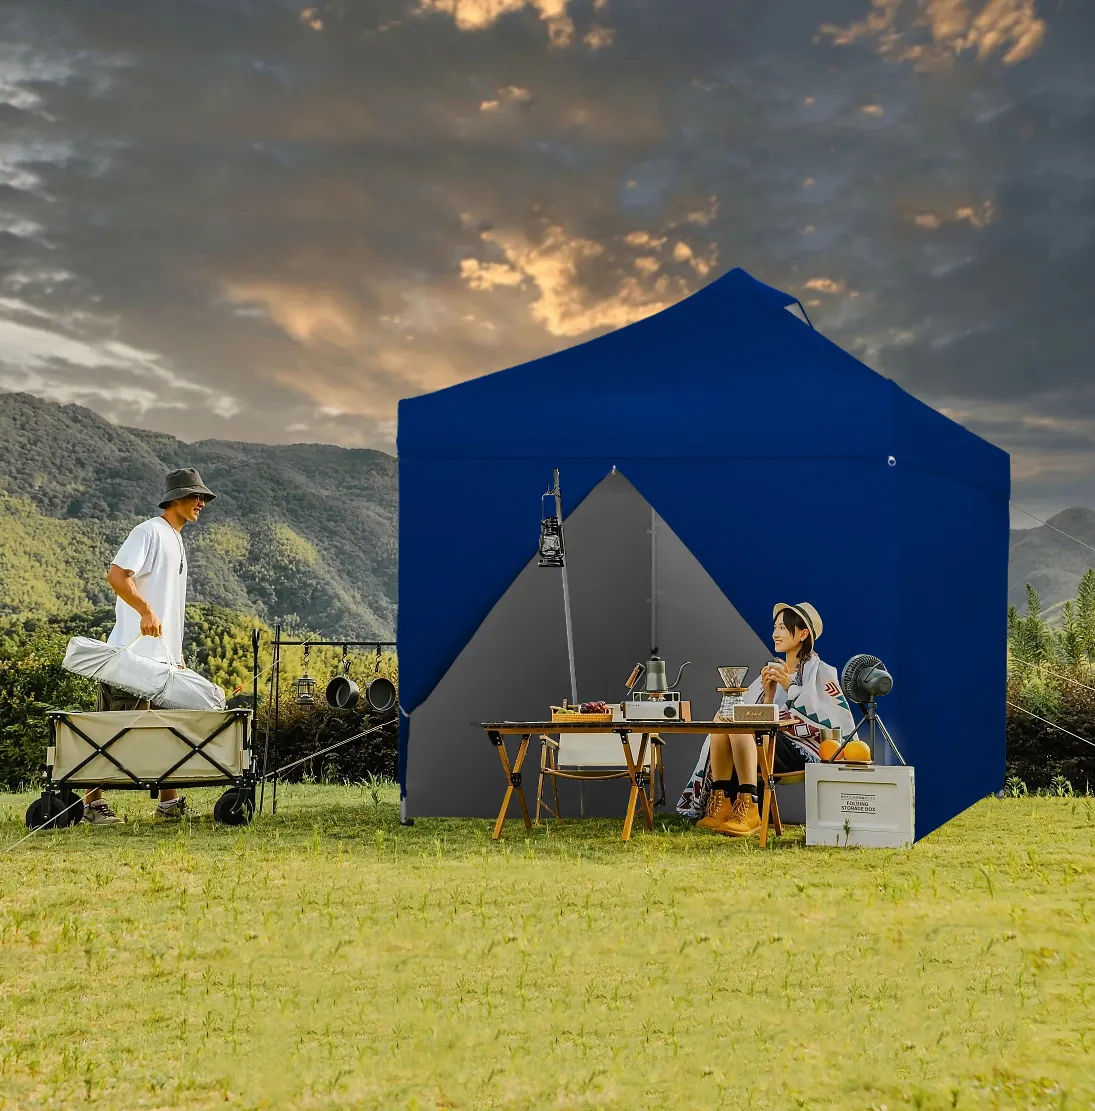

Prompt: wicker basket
[{"left": 550, "top": 707, "right": 613, "bottom": 723}]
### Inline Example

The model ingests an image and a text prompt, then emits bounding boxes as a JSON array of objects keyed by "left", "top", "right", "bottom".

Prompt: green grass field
[{"left": 1, "top": 786, "right": 1093, "bottom": 1111}]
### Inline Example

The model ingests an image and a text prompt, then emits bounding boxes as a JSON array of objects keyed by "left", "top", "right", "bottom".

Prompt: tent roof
[{"left": 398, "top": 266, "right": 1008, "bottom": 496}]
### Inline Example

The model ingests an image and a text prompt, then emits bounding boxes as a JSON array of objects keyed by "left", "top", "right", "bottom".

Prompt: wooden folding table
[{"left": 479, "top": 720, "right": 785, "bottom": 845}]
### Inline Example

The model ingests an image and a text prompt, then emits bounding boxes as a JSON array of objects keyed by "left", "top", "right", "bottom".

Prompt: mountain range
[
  {"left": 0, "top": 390, "right": 1091, "bottom": 632},
  {"left": 0, "top": 391, "right": 396, "bottom": 638},
  {"left": 1009, "top": 507, "right": 1095, "bottom": 619}
]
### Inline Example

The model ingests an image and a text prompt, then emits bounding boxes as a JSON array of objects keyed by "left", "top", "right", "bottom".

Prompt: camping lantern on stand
[
  {"left": 538, "top": 470, "right": 578, "bottom": 707},
  {"left": 538, "top": 497, "right": 565, "bottom": 568},
  {"left": 293, "top": 644, "right": 317, "bottom": 706}
]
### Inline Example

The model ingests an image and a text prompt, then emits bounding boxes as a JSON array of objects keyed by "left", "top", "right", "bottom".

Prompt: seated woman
[{"left": 676, "top": 602, "right": 855, "bottom": 836}]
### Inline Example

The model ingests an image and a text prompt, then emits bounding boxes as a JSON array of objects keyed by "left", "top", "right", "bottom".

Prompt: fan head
[{"left": 841, "top": 654, "right": 893, "bottom": 704}]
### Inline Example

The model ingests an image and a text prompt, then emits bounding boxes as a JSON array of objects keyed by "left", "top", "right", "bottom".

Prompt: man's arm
[{"left": 106, "top": 564, "right": 162, "bottom": 638}]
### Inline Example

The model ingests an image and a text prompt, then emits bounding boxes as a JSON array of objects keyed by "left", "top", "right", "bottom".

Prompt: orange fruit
[
  {"left": 842, "top": 739, "right": 872, "bottom": 763},
  {"left": 819, "top": 739, "right": 839, "bottom": 762}
]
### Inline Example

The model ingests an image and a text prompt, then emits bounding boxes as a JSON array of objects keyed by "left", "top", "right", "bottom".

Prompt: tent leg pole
[
  {"left": 554, "top": 469, "right": 578, "bottom": 706},
  {"left": 650, "top": 506, "right": 657, "bottom": 653}
]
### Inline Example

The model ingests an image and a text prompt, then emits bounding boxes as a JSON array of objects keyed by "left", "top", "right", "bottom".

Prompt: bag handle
[{"left": 124, "top": 634, "right": 180, "bottom": 669}]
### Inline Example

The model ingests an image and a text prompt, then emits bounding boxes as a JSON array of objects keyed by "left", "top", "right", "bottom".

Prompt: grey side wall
[{"left": 405, "top": 470, "right": 774, "bottom": 819}]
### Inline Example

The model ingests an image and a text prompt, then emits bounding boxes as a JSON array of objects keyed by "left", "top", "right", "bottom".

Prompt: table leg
[
  {"left": 535, "top": 737, "right": 547, "bottom": 826},
  {"left": 620, "top": 730, "right": 654, "bottom": 841},
  {"left": 767, "top": 732, "right": 783, "bottom": 837},
  {"left": 637, "top": 733, "right": 654, "bottom": 830},
  {"left": 756, "top": 730, "right": 780, "bottom": 848},
  {"left": 489, "top": 732, "right": 532, "bottom": 840}
]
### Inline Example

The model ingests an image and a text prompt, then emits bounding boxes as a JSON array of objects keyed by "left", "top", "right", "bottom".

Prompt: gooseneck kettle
[{"left": 625, "top": 649, "right": 691, "bottom": 695}]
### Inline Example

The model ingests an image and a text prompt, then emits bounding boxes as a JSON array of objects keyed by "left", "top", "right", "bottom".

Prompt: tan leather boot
[
  {"left": 696, "top": 789, "right": 734, "bottom": 831},
  {"left": 715, "top": 794, "right": 760, "bottom": 836}
]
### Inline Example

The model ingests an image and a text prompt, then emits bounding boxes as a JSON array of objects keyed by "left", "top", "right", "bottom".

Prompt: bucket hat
[
  {"left": 772, "top": 602, "right": 823, "bottom": 643},
  {"left": 159, "top": 468, "right": 217, "bottom": 509}
]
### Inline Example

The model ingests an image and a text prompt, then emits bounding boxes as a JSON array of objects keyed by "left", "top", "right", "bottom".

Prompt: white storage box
[
  {"left": 805, "top": 762, "right": 915, "bottom": 848},
  {"left": 49, "top": 709, "right": 249, "bottom": 786}
]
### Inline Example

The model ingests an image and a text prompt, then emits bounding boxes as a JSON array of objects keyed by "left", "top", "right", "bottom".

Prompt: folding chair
[{"left": 535, "top": 711, "right": 664, "bottom": 823}]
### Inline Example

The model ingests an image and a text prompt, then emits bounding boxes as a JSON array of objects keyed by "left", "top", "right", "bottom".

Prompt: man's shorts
[{"left": 96, "top": 683, "right": 151, "bottom": 712}]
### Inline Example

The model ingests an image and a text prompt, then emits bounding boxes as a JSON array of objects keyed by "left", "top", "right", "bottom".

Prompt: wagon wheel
[
  {"left": 213, "top": 789, "right": 255, "bottom": 826},
  {"left": 58, "top": 789, "right": 84, "bottom": 827},
  {"left": 25, "top": 794, "right": 67, "bottom": 831}
]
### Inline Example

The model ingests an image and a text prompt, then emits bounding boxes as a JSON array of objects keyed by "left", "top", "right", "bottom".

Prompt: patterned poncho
[{"left": 675, "top": 652, "right": 856, "bottom": 820}]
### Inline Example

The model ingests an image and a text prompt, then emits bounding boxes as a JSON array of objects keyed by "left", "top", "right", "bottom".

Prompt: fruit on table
[
  {"left": 819, "top": 739, "right": 839, "bottom": 762},
  {"left": 842, "top": 739, "right": 872, "bottom": 763},
  {"left": 580, "top": 701, "right": 609, "bottom": 714}
]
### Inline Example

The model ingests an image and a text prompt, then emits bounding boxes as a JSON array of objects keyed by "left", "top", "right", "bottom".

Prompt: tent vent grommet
[{"left": 887, "top": 456, "right": 896, "bottom": 467}]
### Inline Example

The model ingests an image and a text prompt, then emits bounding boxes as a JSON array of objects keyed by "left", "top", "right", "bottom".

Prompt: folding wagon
[{"left": 25, "top": 708, "right": 256, "bottom": 829}]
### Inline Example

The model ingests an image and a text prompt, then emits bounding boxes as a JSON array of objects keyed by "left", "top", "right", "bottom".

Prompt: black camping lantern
[
  {"left": 293, "top": 644, "right": 317, "bottom": 705},
  {"left": 538, "top": 491, "right": 565, "bottom": 568}
]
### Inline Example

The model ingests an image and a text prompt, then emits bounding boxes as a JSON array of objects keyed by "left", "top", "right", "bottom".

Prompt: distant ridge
[{"left": 1009, "top": 507, "right": 1095, "bottom": 615}]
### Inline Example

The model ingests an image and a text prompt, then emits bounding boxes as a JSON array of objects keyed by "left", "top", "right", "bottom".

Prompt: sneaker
[
  {"left": 83, "top": 800, "right": 122, "bottom": 826},
  {"left": 155, "top": 796, "right": 191, "bottom": 820},
  {"left": 715, "top": 795, "right": 761, "bottom": 837},
  {"left": 696, "top": 789, "right": 734, "bottom": 831}
]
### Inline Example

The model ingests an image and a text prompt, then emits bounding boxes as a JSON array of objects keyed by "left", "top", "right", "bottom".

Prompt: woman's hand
[
  {"left": 760, "top": 663, "right": 778, "bottom": 701},
  {"left": 762, "top": 661, "right": 797, "bottom": 692}
]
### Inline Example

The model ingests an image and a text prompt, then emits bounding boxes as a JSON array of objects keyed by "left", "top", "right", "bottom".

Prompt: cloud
[
  {"left": 479, "top": 84, "right": 533, "bottom": 112},
  {"left": 819, "top": 0, "right": 1047, "bottom": 70},
  {"left": 802, "top": 276, "right": 848, "bottom": 294},
  {"left": 0, "top": 296, "right": 241, "bottom": 421},
  {"left": 459, "top": 221, "right": 716, "bottom": 336},
  {"left": 415, "top": 0, "right": 578, "bottom": 46},
  {"left": 222, "top": 283, "right": 362, "bottom": 349}
]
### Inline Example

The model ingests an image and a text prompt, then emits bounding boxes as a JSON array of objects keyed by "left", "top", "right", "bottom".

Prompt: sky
[{"left": 0, "top": 0, "right": 1091, "bottom": 525}]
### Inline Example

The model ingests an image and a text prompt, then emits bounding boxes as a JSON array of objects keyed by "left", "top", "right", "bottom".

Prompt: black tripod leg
[{"left": 875, "top": 718, "right": 907, "bottom": 766}]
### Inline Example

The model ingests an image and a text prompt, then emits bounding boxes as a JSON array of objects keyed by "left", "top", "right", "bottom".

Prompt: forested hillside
[{"left": 0, "top": 392, "right": 397, "bottom": 638}]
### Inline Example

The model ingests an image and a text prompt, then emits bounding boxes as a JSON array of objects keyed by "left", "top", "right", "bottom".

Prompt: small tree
[
  {"left": 1056, "top": 601, "right": 1085, "bottom": 668},
  {"left": 1009, "top": 584, "right": 1053, "bottom": 667},
  {"left": 1076, "top": 568, "right": 1095, "bottom": 661}
]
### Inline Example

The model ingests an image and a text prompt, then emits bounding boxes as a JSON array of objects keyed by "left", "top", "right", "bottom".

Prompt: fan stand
[{"left": 832, "top": 696, "right": 907, "bottom": 766}]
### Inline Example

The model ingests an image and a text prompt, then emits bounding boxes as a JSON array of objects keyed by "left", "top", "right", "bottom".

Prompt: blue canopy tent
[{"left": 396, "top": 267, "right": 1010, "bottom": 839}]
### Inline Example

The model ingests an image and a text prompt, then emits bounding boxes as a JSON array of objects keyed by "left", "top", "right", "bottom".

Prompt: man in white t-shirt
[{"left": 82, "top": 468, "right": 217, "bottom": 825}]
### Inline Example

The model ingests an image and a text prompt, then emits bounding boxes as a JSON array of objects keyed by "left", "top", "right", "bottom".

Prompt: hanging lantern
[
  {"left": 538, "top": 490, "right": 565, "bottom": 568},
  {"left": 294, "top": 644, "right": 317, "bottom": 705}
]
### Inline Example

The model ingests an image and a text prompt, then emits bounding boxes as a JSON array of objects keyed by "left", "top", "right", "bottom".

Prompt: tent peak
[{"left": 718, "top": 267, "right": 802, "bottom": 317}]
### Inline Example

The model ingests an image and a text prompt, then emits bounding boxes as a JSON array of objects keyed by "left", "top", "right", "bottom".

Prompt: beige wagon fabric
[{"left": 52, "top": 710, "right": 246, "bottom": 785}]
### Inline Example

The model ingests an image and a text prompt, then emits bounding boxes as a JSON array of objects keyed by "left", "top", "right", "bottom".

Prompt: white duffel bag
[{"left": 63, "top": 636, "right": 226, "bottom": 711}]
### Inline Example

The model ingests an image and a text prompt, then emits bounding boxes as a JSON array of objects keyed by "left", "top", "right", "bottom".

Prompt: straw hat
[{"left": 773, "top": 602, "right": 823, "bottom": 643}]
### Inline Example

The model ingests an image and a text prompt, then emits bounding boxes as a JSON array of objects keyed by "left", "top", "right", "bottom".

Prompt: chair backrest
[{"left": 557, "top": 708, "right": 649, "bottom": 771}]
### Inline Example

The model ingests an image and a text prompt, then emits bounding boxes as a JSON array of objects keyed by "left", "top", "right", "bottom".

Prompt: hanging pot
[
  {"left": 365, "top": 676, "right": 397, "bottom": 713},
  {"left": 325, "top": 675, "right": 359, "bottom": 710},
  {"left": 325, "top": 675, "right": 396, "bottom": 712}
]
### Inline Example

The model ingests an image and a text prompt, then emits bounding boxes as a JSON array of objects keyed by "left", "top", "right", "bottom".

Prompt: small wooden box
[{"left": 729, "top": 703, "right": 779, "bottom": 725}]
